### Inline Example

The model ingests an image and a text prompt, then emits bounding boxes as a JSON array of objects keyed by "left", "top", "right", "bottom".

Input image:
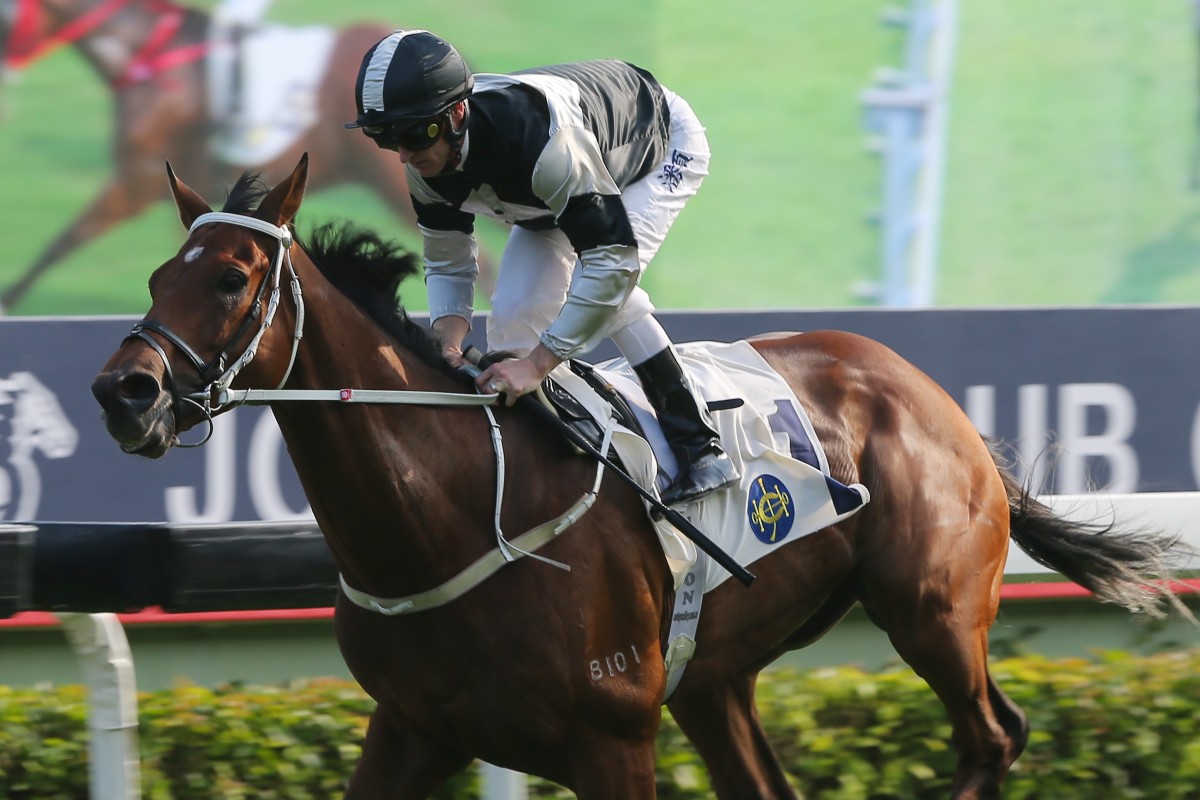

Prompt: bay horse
[
  {"left": 91, "top": 155, "right": 1194, "bottom": 799},
  {"left": 0, "top": 0, "right": 461, "bottom": 311}
]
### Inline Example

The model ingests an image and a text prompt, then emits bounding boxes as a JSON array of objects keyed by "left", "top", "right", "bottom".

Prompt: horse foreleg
[
  {"left": 1, "top": 177, "right": 153, "bottom": 311},
  {"left": 563, "top": 732, "right": 659, "bottom": 800},
  {"left": 668, "top": 672, "right": 799, "bottom": 800},
  {"left": 345, "top": 705, "right": 473, "bottom": 800}
]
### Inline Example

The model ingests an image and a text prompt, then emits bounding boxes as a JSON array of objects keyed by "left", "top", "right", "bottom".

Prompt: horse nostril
[
  {"left": 93, "top": 371, "right": 163, "bottom": 414},
  {"left": 117, "top": 372, "right": 164, "bottom": 410}
]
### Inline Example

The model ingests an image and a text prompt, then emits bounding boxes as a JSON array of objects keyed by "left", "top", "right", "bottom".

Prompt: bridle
[{"left": 125, "top": 211, "right": 303, "bottom": 446}]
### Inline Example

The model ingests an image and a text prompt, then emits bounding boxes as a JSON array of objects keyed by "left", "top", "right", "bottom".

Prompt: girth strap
[{"left": 338, "top": 460, "right": 606, "bottom": 615}]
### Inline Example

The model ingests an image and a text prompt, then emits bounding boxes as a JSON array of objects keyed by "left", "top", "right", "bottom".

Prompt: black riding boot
[{"left": 634, "top": 348, "right": 740, "bottom": 506}]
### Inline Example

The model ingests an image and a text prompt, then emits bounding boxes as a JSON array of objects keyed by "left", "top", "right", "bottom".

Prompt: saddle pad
[
  {"left": 207, "top": 24, "right": 336, "bottom": 166},
  {"left": 547, "top": 340, "right": 870, "bottom": 593}
]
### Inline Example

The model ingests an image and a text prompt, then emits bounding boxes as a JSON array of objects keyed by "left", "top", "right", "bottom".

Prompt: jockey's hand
[
  {"left": 476, "top": 345, "right": 561, "bottom": 407},
  {"left": 441, "top": 343, "right": 466, "bottom": 367},
  {"left": 431, "top": 315, "right": 470, "bottom": 368}
]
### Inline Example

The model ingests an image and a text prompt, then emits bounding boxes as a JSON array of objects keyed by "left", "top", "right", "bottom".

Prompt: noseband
[{"left": 125, "top": 211, "right": 305, "bottom": 445}]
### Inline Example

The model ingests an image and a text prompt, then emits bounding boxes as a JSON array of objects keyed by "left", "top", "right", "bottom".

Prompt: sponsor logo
[
  {"left": 0, "top": 372, "right": 78, "bottom": 521},
  {"left": 746, "top": 473, "right": 794, "bottom": 544}
]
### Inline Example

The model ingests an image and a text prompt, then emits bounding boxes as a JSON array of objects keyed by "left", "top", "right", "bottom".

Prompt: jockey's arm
[
  {"left": 414, "top": 199, "right": 480, "bottom": 364},
  {"left": 532, "top": 128, "right": 641, "bottom": 362}
]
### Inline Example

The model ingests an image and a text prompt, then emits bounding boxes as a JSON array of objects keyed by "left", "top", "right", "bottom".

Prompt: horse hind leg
[
  {"left": 668, "top": 672, "right": 799, "bottom": 800},
  {"left": 866, "top": 581, "right": 1028, "bottom": 799}
]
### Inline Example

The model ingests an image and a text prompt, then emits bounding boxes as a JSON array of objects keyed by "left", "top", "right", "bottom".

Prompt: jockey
[
  {"left": 210, "top": 0, "right": 272, "bottom": 123},
  {"left": 346, "top": 29, "right": 739, "bottom": 507}
]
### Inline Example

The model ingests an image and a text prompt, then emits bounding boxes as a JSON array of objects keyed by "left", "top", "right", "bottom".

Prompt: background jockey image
[
  {"left": 0, "top": 0, "right": 453, "bottom": 314},
  {"left": 347, "top": 29, "right": 738, "bottom": 507},
  {"left": 209, "top": 0, "right": 272, "bottom": 136}
]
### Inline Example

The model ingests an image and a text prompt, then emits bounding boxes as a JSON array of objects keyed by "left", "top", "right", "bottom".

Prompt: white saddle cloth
[{"left": 547, "top": 340, "right": 871, "bottom": 594}]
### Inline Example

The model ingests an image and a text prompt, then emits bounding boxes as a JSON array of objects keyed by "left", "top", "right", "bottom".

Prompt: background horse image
[
  {"left": 0, "top": 370, "right": 78, "bottom": 521},
  {"left": 0, "top": 0, "right": 471, "bottom": 311},
  {"left": 92, "top": 155, "right": 1195, "bottom": 799}
]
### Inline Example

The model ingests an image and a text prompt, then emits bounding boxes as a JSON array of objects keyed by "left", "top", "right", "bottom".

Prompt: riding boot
[{"left": 634, "top": 347, "right": 740, "bottom": 506}]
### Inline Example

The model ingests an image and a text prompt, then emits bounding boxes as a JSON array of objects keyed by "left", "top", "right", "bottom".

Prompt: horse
[
  {"left": 91, "top": 154, "right": 1195, "bottom": 800},
  {"left": 0, "top": 0, "right": 475, "bottom": 311}
]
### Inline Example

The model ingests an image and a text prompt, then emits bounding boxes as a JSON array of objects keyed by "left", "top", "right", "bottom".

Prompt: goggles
[{"left": 362, "top": 116, "right": 445, "bottom": 152}]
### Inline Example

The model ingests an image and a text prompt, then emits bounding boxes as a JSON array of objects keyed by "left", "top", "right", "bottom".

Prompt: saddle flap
[
  {"left": 538, "top": 359, "right": 650, "bottom": 454},
  {"left": 540, "top": 374, "right": 606, "bottom": 450}
]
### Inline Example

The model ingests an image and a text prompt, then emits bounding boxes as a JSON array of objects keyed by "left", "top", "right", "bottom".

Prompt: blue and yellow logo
[{"left": 747, "top": 474, "right": 794, "bottom": 544}]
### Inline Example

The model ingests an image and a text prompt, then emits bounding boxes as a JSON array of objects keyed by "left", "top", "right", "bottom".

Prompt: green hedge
[{"left": 1, "top": 651, "right": 1197, "bottom": 799}]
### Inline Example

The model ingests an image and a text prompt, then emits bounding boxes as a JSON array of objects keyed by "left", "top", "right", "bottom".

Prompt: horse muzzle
[{"left": 90, "top": 367, "right": 180, "bottom": 458}]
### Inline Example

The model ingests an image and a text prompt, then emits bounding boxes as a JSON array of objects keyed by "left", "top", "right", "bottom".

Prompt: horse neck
[
  {"left": 263, "top": 265, "right": 496, "bottom": 596},
  {"left": 277, "top": 269, "right": 458, "bottom": 398}
]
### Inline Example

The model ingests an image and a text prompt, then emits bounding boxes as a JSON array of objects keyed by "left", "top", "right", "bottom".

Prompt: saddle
[
  {"left": 534, "top": 344, "right": 870, "bottom": 699},
  {"left": 540, "top": 360, "right": 646, "bottom": 455}
]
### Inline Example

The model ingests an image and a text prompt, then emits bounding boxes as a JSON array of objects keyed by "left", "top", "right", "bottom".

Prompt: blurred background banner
[
  {"left": 1, "top": 0, "right": 1197, "bottom": 316},
  {"left": 3, "top": 307, "right": 1199, "bottom": 525}
]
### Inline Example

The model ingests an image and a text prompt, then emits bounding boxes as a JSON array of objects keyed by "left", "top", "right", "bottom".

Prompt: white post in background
[
  {"left": 58, "top": 613, "right": 141, "bottom": 800},
  {"left": 859, "top": 0, "right": 960, "bottom": 307}
]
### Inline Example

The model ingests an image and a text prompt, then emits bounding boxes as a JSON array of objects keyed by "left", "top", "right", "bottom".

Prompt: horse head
[{"left": 91, "top": 153, "right": 309, "bottom": 458}]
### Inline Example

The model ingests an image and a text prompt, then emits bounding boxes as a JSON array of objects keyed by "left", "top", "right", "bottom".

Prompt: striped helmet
[{"left": 346, "top": 30, "right": 473, "bottom": 129}]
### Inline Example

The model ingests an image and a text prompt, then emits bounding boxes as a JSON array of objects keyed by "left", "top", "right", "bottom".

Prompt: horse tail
[{"left": 987, "top": 439, "right": 1198, "bottom": 623}]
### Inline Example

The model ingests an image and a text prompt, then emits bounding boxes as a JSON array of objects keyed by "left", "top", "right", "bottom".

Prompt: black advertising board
[{"left": 2, "top": 307, "right": 1197, "bottom": 525}]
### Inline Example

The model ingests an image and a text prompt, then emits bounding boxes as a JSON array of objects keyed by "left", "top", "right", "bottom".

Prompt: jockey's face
[
  {"left": 392, "top": 101, "right": 466, "bottom": 178},
  {"left": 397, "top": 133, "right": 453, "bottom": 177}
]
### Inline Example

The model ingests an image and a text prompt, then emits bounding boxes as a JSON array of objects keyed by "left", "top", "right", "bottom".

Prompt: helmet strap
[{"left": 445, "top": 101, "right": 469, "bottom": 170}]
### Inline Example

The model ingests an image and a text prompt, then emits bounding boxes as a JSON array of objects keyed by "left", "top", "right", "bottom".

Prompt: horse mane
[{"left": 221, "top": 173, "right": 468, "bottom": 384}]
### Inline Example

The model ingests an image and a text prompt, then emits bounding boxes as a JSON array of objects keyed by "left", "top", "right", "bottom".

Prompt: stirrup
[{"left": 661, "top": 450, "right": 740, "bottom": 506}]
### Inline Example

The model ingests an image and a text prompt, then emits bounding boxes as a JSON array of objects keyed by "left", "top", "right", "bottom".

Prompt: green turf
[{"left": 0, "top": 0, "right": 1196, "bottom": 315}]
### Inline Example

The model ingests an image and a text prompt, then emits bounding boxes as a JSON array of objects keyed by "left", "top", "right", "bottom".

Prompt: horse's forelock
[{"left": 221, "top": 172, "right": 269, "bottom": 215}]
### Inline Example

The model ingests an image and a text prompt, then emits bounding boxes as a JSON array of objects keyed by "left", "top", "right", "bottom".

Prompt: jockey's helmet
[{"left": 346, "top": 30, "right": 473, "bottom": 131}]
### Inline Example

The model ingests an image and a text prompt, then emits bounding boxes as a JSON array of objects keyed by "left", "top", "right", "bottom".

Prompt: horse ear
[
  {"left": 166, "top": 161, "right": 212, "bottom": 229},
  {"left": 256, "top": 153, "right": 309, "bottom": 228}
]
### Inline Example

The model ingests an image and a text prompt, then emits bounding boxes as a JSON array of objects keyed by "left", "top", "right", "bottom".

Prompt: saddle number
[{"left": 767, "top": 399, "right": 820, "bottom": 469}]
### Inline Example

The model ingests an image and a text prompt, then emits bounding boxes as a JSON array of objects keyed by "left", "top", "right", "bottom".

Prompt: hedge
[{"left": 0, "top": 650, "right": 1197, "bottom": 799}]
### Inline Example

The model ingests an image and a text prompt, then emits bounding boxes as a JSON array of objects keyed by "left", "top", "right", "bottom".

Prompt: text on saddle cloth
[{"left": 542, "top": 339, "right": 871, "bottom": 594}]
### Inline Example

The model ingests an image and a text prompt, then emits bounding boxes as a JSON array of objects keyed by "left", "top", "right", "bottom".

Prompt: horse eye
[{"left": 217, "top": 268, "right": 249, "bottom": 293}]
